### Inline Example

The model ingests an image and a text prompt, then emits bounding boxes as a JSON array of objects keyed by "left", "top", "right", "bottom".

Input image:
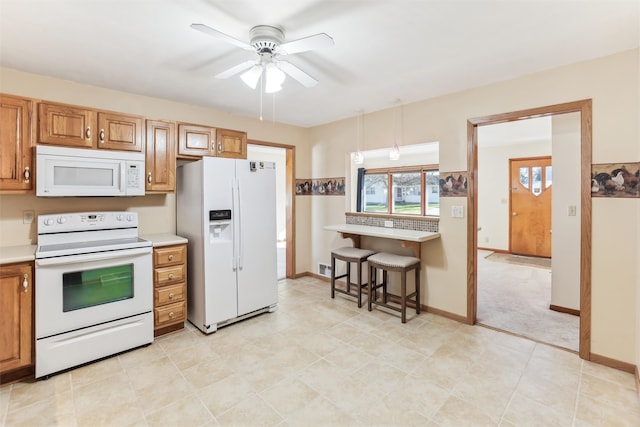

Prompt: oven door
[{"left": 35, "top": 246, "right": 152, "bottom": 338}]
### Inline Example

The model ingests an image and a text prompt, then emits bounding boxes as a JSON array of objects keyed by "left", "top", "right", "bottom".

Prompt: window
[{"left": 359, "top": 165, "right": 439, "bottom": 216}]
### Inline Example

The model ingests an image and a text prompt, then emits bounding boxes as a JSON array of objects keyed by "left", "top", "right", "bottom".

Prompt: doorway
[
  {"left": 467, "top": 100, "right": 592, "bottom": 360},
  {"left": 247, "top": 141, "right": 296, "bottom": 279}
]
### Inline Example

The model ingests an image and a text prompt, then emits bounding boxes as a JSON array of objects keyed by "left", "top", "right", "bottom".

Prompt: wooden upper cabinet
[
  {"left": 38, "top": 102, "right": 95, "bottom": 148},
  {"left": 0, "top": 95, "right": 33, "bottom": 193},
  {"left": 178, "top": 124, "right": 216, "bottom": 157},
  {"left": 217, "top": 128, "right": 247, "bottom": 159},
  {"left": 0, "top": 262, "right": 33, "bottom": 374},
  {"left": 146, "top": 120, "right": 176, "bottom": 193},
  {"left": 97, "top": 112, "right": 144, "bottom": 152}
]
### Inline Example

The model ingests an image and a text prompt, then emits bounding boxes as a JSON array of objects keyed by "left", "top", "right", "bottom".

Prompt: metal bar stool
[
  {"left": 331, "top": 247, "right": 376, "bottom": 308},
  {"left": 367, "top": 252, "right": 421, "bottom": 323}
]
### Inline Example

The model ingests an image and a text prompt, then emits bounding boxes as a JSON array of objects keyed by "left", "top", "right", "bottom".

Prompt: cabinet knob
[
  {"left": 168, "top": 292, "right": 175, "bottom": 299},
  {"left": 168, "top": 273, "right": 174, "bottom": 280},
  {"left": 24, "top": 167, "right": 30, "bottom": 182},
  {"left": 168, "top": 254, "right": 173, "bottom": 261},
  {"left": 147, "top": 172, "right": 152, "bottom": 184},
  {"left": 168, "top": 311, "right": 175, "bottom": 318},
  {"left": 85, "top": 127, "right": 91, "bottom": 139},
  {"left": 22, "top": 274, "right": 28, "bottom": 293},
  {"left": 218, "top": 142, "right": 223, "bottom": 153},
  {"left": 99, "top": 129, "right": 105, "bottom": 143}
]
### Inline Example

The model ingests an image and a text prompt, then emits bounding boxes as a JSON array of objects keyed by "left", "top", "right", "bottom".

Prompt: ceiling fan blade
[
  {"left": 278, "top": 33, "right": 334, "bottom": 55},
  {"left": 215, "top": 60, "right": 256, "bottom": 79},
  {"left": 191, "top": 23, "right": 253, "bottom": 50},
  {"left": 277, "top": 61, "right": 318, "bottom": 88}
]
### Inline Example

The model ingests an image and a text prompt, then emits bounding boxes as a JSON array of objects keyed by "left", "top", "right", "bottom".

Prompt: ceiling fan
[{"left": 191, "top": 23, "right": 334, "bottom": 93}]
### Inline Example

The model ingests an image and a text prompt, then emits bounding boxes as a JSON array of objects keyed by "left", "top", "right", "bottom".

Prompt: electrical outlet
[
  {"left": 384, "top": 220, "right": 394, "bottom": 228},
  {"left": 567, "top": 205, "right": 577, "bottom": 216},
  {"left": 23, "top": 210, "right": 34, "bottom": 224}
]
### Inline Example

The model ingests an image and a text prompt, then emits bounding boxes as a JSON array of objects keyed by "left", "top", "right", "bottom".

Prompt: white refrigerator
[{"left": 177, "top": 157, "right": 278, "bottom": 334}]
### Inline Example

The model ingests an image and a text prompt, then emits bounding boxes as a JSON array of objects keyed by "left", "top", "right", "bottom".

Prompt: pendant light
[
  {"left": 389, "top": 99, "right": 401, "bottom": 160},
  {"left": 354, "top": 110, "right": 364, "bottom": 164}
]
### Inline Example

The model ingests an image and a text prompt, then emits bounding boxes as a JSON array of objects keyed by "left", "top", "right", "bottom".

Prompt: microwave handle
[{"left": 36, "top": 247, "right": 151, "bottom": 267}]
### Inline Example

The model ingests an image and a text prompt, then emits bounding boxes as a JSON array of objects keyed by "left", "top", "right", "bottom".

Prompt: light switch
[
  {"left": 23, "top": 210, "right": 34, "bottom": 224},
  {"left": 384, "top": 220, "right": 394, "bottom": 228},
  {"left": 567, "top": 205, "right": 577, "bottom": 216},
  {"left": 451, "top": 205, "right": 464, "bottom": 218}
]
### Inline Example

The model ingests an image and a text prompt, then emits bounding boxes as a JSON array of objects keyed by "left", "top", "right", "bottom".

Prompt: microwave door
[{"left": 37, "top": 156, "right": 125, "bottom": 197}]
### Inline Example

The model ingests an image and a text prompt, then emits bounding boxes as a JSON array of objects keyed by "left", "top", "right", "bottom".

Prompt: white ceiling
[{"left": 1, "top": 0, "right": 638, "bottom": 128}]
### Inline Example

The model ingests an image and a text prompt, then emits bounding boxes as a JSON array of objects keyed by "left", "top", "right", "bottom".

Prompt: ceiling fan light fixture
[
  {"left": 240, "top": 65, "right": 263, "bottom": 89},
  {"left": 264, "top": 63, "right": 285, "bottom": 93}
]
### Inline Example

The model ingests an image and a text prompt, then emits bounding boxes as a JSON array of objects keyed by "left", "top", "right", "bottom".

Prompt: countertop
[
  {"left": 0, "top": 234, "right": 187, "bottom": 264},
  {"left": 140, "top": 233, "right": 188, "bottom": 247},
  {"left": 324, "top": 224, "right": 440, "bottom": 242},
  {"left": 0, "top": 245, "right": 37, "bottom": 264}
]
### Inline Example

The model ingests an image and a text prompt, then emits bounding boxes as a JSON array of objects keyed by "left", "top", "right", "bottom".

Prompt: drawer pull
[
  {"left": 168, "top": 273, "right": 174, "bottom": 280},
  {"left": 168, "top": 292, "right": 175, "bottom": 299},
  {"left": 99, "top": 128, "right": 105, "bottom": 143},
  {"left": 168, "top": 311, "right": 175, "bottom": 318},
  {"left": 168, "top": 254, "right": 174, "bottom": 261}
]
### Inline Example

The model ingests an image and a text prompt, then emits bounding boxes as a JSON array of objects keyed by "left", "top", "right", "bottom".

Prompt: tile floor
[{"left": 1, "top": 276, "right": 639, "bottom": 426}]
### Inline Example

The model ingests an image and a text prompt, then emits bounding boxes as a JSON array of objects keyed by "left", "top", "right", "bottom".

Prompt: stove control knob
[
  {"left": 44, "top": 218, "right": 54, "bottom": 226},
  {"left": 57, "top": 217, "right": 67, "bottom": 224},
  {"left": 127, "top": 214, "right": 134, "bottom": 222},
  {"left": 116, "top": 214, "right": 124, "bottom": 221}
]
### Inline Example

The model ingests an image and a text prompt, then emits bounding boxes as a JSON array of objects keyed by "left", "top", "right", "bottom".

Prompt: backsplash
[{"left": 345, "top": 213, "right": 439, "bottom": 232}]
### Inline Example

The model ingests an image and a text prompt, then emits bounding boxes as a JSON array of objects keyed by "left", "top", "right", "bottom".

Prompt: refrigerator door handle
[
  {"left": 231, "top": 178, "right": 237, "bottom": 271},
  {"left": 237, "top": 178, "right": 243, "bottom": 270}
]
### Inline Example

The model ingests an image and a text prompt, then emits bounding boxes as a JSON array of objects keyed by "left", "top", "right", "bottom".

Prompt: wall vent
[{"left": 318, "top": 262, "right": 332, "bottom": 277}]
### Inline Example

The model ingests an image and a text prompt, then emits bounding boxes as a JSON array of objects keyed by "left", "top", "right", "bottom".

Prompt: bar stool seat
[
  {"left": 367, "top": 252, "right": 420, "bottom": 323},
  {"left": 331, "top": 247, "right": 376, "bottom": 308}
]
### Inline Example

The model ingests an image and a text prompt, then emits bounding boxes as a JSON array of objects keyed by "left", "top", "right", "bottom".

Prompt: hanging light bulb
[
  {"left": 354, "top": 110, "right": 364, "bottom": 164},
  {"left": 389, "top": 99, "right": 401, "bottom": 160},
  {"left": 264, "top": 62, "right": 285, "bottom": 93},
  {"left": 240, "top": 64, "right": 263, "bottom": 89}
]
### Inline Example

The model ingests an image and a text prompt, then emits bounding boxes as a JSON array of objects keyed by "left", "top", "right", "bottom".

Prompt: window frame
[{"left": 360, "top": 164, "right": 439, "bottom": 217}]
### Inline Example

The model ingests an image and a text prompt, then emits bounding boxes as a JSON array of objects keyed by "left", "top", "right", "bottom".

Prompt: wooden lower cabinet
[
  {"left": 153, "top": 244, "right": 187, "bottom": 336},
  {"left": 0, "top": 262, "right": 33, "bottom": 378}
]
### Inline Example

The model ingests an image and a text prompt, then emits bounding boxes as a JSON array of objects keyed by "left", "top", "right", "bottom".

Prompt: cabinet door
[
  {"left": 216, "top": 128, "right": 247, "bottom": 159},
  {"left": 38, "top": 102, "right": 95, "bottom": 148},
  {"left": 0, "top": 263, "right": 33, "bottom": 373},
  {"left": 97, "top": 112, "right": 144, "bottom": 151},
  {"left": 0, "top": 95, "right": 33, "bottom": 192},
  {"left": 145, "top": 120, "right": 176, "bottom": 193},
  {"left": 178, "top": 124, "right": 216, "bottom": 157}
]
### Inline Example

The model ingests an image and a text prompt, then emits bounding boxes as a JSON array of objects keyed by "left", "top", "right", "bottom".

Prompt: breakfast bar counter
[{"left": 324, "top": 224, "right": 440, "bottom": 257}]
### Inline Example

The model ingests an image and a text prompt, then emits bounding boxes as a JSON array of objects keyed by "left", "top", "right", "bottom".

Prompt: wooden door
[
  {"left": 178, "top": 124, "right": 216, "bottom": 157},
  {"left": 38, "top": 102, "right": 95, "bottom": 148},
  {"left": 217, "top": 128, "right": 247, "bottom": 159},
  {"left": 97, "top": 112, "right": 144, "bottom": 151},
  {"left": 0, "top": 95, "right": 33, "bottom": 192},
  {"left": 0, "top": 262, "right": 33, "bottom": 373},
  {"left": 510, "top": 157, "right": 552, "bottom": 257},
  {"left": 145, "top": 120, "right": 176, "bottom": 193}
]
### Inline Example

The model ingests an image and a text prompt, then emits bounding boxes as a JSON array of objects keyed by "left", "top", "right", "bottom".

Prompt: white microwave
[{"left": 36, "top": 145, "right": 145, "bottom": 197}]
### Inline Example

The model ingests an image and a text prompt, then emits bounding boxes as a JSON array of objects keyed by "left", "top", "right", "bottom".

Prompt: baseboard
[
  {"left": 636, "top": 366, "right": 640, "bottom": 400},
  {"left": 477, "top": 247, "right": 509, "bottom": 254},
  {"left": 0, "top": 365, "right": 34, "bottom": 385},
  {"left": 299, "top": 272, "right": 330, "bottom": 282},
  {"left": 423, "top": 305, "right": 469, "bottom": 324},
  {"left": 549, "top": 304, "right": 580, "bottom": 316},
  {"left": 589, "top": 352, "right": 636, "bottom": 374}
]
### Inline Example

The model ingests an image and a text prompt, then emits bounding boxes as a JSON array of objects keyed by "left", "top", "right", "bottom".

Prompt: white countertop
[
  {"left": 324, "top": 224, "right": 440, "bottom": 242},
  {"left": 140, "top": 233, "right": 188, "bottom": 247},
  {"left": 0, "top": 245, "right": 37, "bottom": 264}
]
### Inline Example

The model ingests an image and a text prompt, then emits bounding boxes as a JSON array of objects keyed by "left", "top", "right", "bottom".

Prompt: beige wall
[{"left": 309, "top": 49, "right": 639, "bottom": 364}]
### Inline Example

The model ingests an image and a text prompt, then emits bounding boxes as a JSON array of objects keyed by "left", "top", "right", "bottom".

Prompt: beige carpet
[{"left": 477, "top": 250, "right": 579, "bottom": 352}]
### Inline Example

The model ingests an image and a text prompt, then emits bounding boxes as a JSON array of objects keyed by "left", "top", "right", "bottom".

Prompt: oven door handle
[{"left": 35, "top": 247, "right": 151, "bottom": 266}]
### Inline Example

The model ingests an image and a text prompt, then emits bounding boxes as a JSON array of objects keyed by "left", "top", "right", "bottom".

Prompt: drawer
[
  {"left": 154, "top": 264, "right": 185, "bottom": 285},
  {"left": 154, "top": 301, "right": 186, "bottom": 327},
  {"left": 154, "top": 245, "right": 186, "bottom": 267},
  {"left": 154, "top": 282, "right": 185, "bottom": 306}
]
